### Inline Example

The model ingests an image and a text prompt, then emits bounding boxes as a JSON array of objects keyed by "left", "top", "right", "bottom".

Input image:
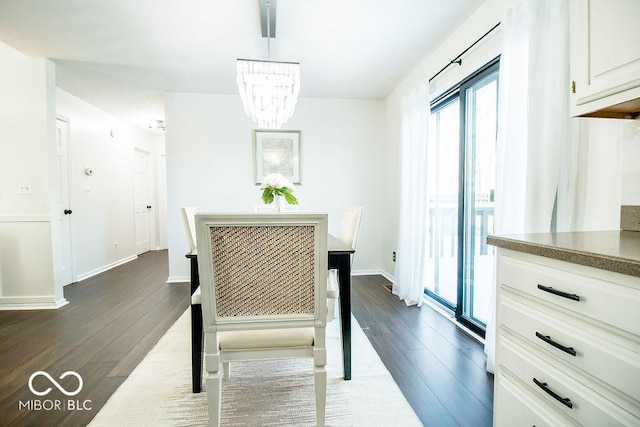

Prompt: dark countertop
[{"left": 487, "top": 230, "right": 640, "bottom": 278}]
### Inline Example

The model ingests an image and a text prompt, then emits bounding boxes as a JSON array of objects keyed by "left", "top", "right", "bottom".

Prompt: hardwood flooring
[
  {"left": 0, "top": 251, "right": 492, "bottom": 426},
  {"left": 351, "top": 275, "right": 494, "bottom": 427},
  {"left": 0, "top": 250, "right": 190, "bottom": 427}
]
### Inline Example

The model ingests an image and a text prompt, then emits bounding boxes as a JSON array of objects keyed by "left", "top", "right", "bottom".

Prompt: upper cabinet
[{"left": 570, "top": 0, "right": 640, "bottom": 119}]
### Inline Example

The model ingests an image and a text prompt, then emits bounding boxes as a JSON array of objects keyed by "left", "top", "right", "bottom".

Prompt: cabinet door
[{"left": 570, "top": 0, "right": 640, "bottom": 118}]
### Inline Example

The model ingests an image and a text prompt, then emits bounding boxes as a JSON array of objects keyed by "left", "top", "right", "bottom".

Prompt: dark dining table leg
[
  {"left": 330, "top": 253, "right": 352, "bottom": 380},
  {"left": 189, "top": 254, "right": 199, "bottom": 294},
  {"left": 187, "top": 252, "right": 203, "bottom": 392}
]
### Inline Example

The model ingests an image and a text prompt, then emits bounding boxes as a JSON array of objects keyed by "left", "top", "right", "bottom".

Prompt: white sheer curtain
[
  {"left": 485, "top": 0, "right": 570, "bottom": 372},
  {"left": 393, "top": 84, "right": 430, "bottom": 307}
]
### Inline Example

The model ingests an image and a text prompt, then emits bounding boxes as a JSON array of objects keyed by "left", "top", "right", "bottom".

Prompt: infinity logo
[{"left": 28, "top": 371, "right": 83, "bottom": 397}]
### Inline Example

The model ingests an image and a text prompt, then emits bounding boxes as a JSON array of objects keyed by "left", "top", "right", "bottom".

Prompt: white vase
[{"left": 274, "top": 195, "right": 285, "bottom": 212}]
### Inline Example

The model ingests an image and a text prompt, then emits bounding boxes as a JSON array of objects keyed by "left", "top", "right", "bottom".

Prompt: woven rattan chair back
[
  {"left": 196, "top": 213, "right": 328, "bottom": 329},
  {"left": 209, "top": 224, "right": 316, "bottom": 318}
]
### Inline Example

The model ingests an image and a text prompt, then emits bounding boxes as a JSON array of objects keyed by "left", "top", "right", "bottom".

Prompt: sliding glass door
[{"left": 424, "top": 60, "right": 499, "bottom": 335}]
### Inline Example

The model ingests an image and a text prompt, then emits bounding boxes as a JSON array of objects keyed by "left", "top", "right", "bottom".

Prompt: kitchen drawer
[
  {"left": 499, "top": 336, "right": 639, "bottom": 426},
  {"left": 494, "top": 372, "right": 578, "bottom": 427},
  {"left": 499, "top": 252, "right": 640, "bottom": 337},
  {"left": 500, "top": 295, "right": 640, "bottom": 404}
]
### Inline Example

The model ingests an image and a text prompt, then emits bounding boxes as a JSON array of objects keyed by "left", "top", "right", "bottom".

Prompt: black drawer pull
[
  {"left": 533, "top": 378, "right": 573, "bottom": 408},
  {"left": 537, "top": 284, "right": 580, "bottom": 301},
  {"left": 535, "top": 332, "right": 577, "bottom": 356}
]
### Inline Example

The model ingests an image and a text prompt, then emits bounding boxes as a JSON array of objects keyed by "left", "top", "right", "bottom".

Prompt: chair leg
[
  {"left": 314, "top": 365, "right": 327, "bottom": 427},
  {"left": 191, "top": 303, "right": 203, "bottom": 393},
  {"left": 206, "top": 367, "right": 223, "bottom": 427},
  {"left": 223, "top": 362, "right": 230, "bottom": 380}
]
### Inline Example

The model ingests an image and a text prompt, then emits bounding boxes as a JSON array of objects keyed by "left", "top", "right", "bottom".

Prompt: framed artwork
[{"left": 253, "top": 130, "right": 301, "bottom": 184}]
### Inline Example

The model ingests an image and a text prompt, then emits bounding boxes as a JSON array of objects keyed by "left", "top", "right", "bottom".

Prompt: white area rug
[{"left": 90, "top": 310, "right": 421, "bottom": 426}]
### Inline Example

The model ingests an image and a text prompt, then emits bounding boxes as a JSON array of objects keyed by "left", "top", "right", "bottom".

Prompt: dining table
[{"left": 186, "top": 233, "right": 356, "bottom": 380}]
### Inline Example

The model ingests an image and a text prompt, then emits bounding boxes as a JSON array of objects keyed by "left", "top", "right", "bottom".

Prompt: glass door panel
[
  {"left": 425, "top": 98, "right": 459, "bottom": 308},
  {"left": 461, "top": 72, "right": 498, "bottom": 327}
]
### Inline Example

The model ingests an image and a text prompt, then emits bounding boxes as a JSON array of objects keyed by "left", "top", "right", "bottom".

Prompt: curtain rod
[{"left": 428, "top": 22, "right": 501, "bottom": 83}]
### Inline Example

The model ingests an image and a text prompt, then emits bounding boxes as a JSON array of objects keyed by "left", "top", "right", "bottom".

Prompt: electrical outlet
[
  {"left": 114, "top": 242, "right": 118, "bottom": 250},
  {"left": 18, "top": 183, "right": 32, "bottom": 195},
  {"left": 392, "top": 251, "right": 396, "bottom": 262}
]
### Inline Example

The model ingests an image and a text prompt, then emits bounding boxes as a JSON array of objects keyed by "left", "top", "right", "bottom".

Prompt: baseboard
[
  {"left": 379, "top": 270, "right": 395, "bottom": 283},
  {"left": 75, "top": 255, "right": 138, "bottom": 282},
  {"left": 352, "top": 269, "right": 395, "bottom": 283},
  {"left": 0, "top": 296, "right": 69, "bottom": 310},
  {"left": 166, "top": 276, "right": 190, "bottom": 284}
]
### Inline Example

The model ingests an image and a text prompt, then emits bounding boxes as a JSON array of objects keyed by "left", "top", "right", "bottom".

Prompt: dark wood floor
[
  {"left": 351, "top": 275, "right": 494, "bottom": 427},
  {"left": 0, "top": 251, "right": 492, "bottom": 426},
  {"left": 0, "top": 250, "right": 190, "bottom": 427}
]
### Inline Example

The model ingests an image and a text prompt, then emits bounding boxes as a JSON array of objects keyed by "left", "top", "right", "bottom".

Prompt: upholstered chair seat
[{"left": 218, "top": 328, "right": 315, "bottom": 350}]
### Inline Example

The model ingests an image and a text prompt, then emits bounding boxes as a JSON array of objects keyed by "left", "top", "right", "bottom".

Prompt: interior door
[
  {"left": 157, "top": 154, "right": 168, "bottom": 249},
  {"left": 55, "top": 117, "right": 73, "bottom": 286},
  {"left": 134, "top": 149, "right": 151, "bottom": 254}
]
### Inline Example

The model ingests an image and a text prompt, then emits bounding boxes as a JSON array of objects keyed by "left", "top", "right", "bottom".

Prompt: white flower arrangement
[{"left": 260, "top": 173, "right": 299, "bottom": 205}]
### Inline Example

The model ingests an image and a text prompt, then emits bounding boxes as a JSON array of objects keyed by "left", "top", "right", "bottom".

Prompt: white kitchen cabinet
[
  {"left": 570, "top": 0, "right": 640, "bottom": 119},
  {"left": 493, "top": 248, "right": 640, "bottom": 426}
]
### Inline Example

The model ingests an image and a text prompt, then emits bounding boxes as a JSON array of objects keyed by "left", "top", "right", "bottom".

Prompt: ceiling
[{"left": 0, "top": 0, "right": 484, "bottom": 132}]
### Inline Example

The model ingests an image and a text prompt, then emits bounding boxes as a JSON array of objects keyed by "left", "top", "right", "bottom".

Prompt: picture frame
[{"left": 253, "top": 130, "right": 301, "bottom": 185}]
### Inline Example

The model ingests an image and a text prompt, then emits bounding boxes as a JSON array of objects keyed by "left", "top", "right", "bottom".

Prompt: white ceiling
[{"left": 0, "top": 0, "right": 484, "bottom": 132}]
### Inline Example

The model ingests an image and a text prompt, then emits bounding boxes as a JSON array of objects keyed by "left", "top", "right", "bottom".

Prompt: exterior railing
[{"left": 428, "top": 205, "right": 494, "bottom": 258}]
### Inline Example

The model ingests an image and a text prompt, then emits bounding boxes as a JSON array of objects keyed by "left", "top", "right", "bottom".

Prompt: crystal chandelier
[
  {"left": 236, "top": 59, "right": 300, "bottom": 129},
  {"left": 236, "top": 0, "right": 300, "bottom": 129}
]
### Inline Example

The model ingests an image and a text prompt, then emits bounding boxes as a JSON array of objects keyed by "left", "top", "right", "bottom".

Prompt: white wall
[
  {"left": 0, "top": 42, "right": 61, "bottom": 308},
  {"left": 622, "top": 121, "right": 640, "bottom": 205},
  {"left": 571, "top": 119, "right": 624, "bottom": 231},
  {"left": 165, "top": 93, "right": 385, "bottom": 282},
  {"left": 56, "top": 89, "right": 166, "bottom": 281}
]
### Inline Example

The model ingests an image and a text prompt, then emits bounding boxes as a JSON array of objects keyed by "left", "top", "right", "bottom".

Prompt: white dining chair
[
  {"left": 328, "top": 206, "right": 363, "bottom": 322},
  {"left": 195, "top": 213, "right": 328, "bottom": 426},
  {"left": 339, "top": 206, "right": 364, "bottom": 252},
  {"left": 182, "top": 207, "right": 201, "bottom": 252},
  {"left": 254, "top": 204, "right": 299, "bottom": 212}
]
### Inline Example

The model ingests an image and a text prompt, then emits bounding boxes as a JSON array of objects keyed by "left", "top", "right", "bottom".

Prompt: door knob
[{"left": 64, "top": 209, "right": 73, "bottom": 215}]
